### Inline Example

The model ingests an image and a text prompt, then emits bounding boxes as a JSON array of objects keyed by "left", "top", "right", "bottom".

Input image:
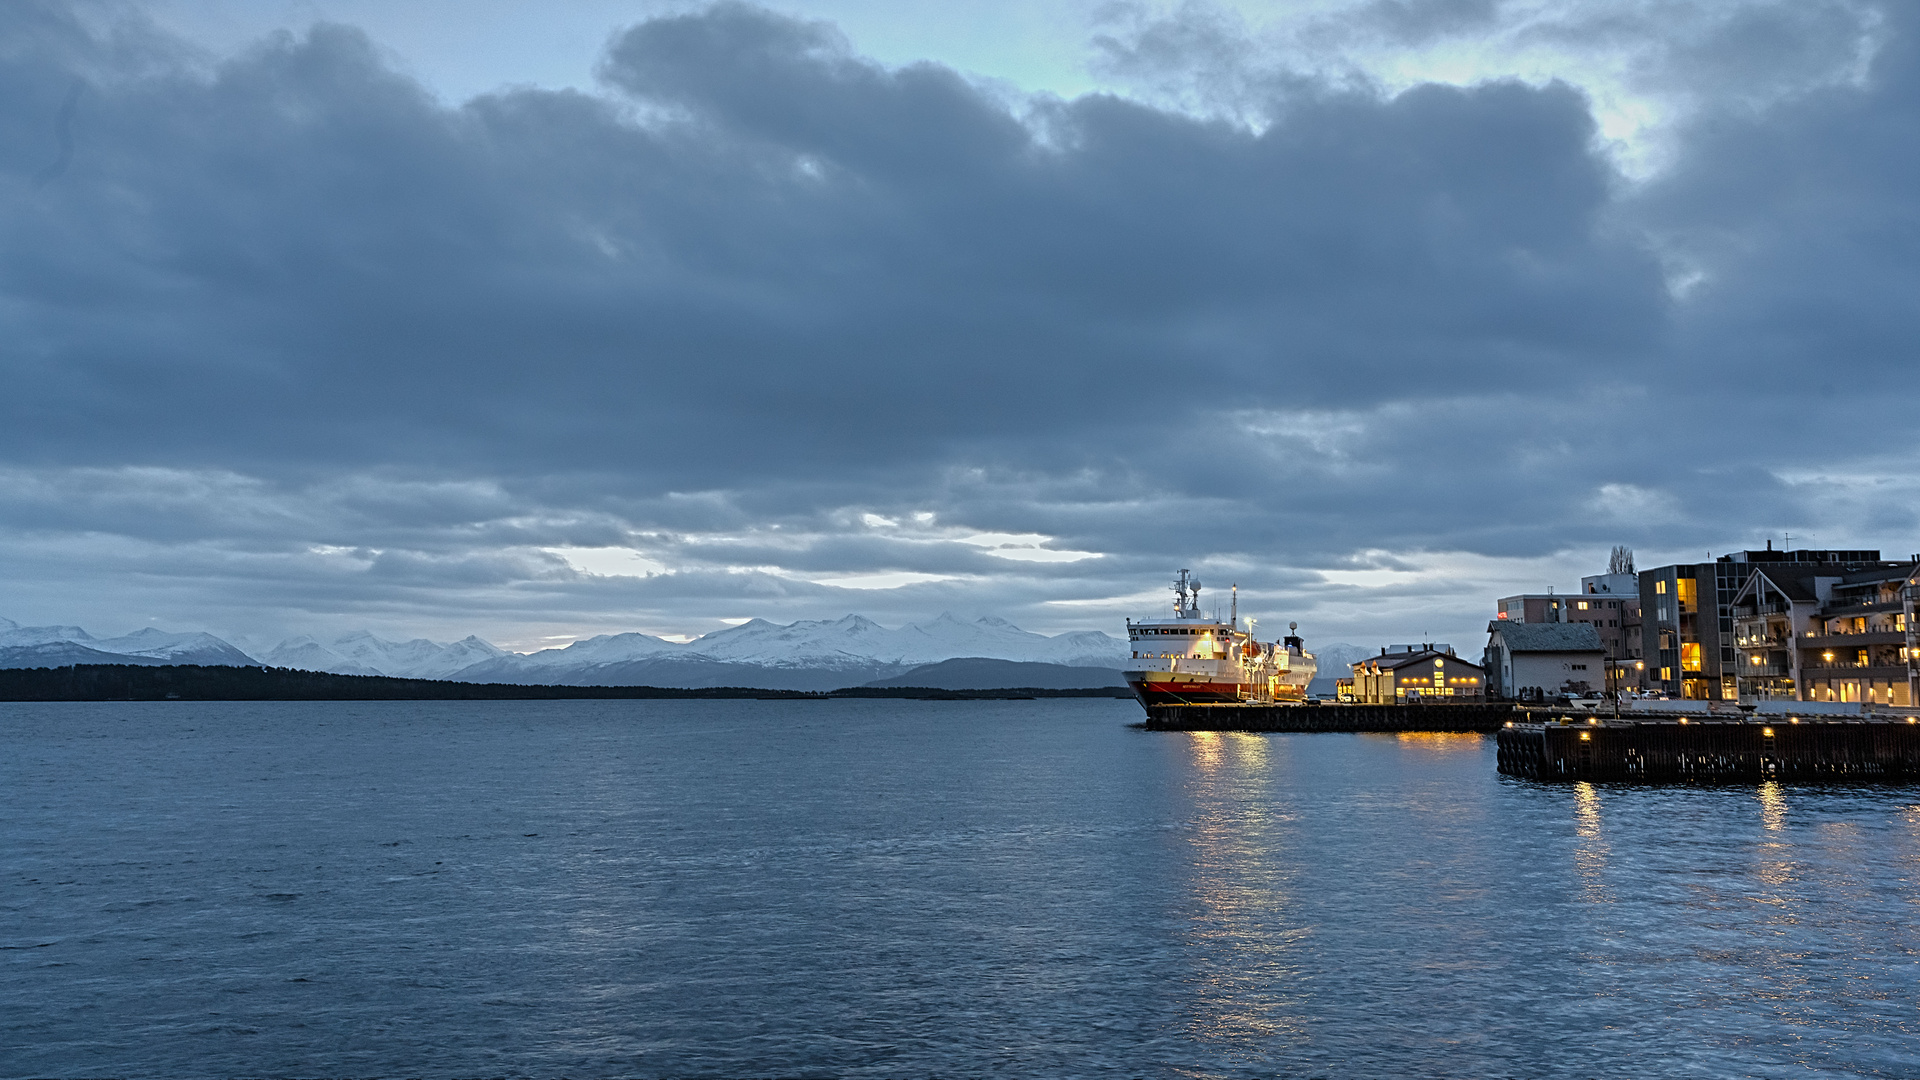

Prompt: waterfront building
[
  {"left": 1641, "top": 547, "right": 1885, "bottom": 700},
  {"left": 1348, "top": 644, "right": 1484, "bottom": 704},
  {"left": 1578, "top": 572, "right": 1645, "bottom": 691},
  {"left": 1482, "top": 622, "right": 1605, "bottom": 700},
  {"left": 1729, "top": 558, "right": 1920, "bottom": 705},
  {"left": 1495, "top": 594, "right": 1572, "bottom": 624},
  {"left": 1494, "top": 573, "right": 1644, "bottom": 691}
]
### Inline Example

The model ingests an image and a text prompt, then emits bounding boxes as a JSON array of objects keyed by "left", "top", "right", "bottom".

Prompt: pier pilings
[
  {"left": 1144, "top": 702, "right": 1518, "bottom": 733},
  {"left": 1496, "top": 716, "right": 1920, "bottom": 781}
]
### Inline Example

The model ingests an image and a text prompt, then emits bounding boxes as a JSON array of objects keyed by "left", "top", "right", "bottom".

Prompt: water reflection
[
  {"left": 1189, "top": 730, "right": 1223, "bottom": 771},
  {"left": 1177, "top": 732, "right": 1308, "bottom": 1056},
  {"left": 1572, "top": 782, "right": 1612, "bottom": 904},
  {"left": 1755, "top": 782, "right": 1795, "bottom": 890},
  {"left": 1757, "top": 782, "right": 1787, "bottom": 832},
  {"left": 1387, "top": 732, "right": 1487, "bottom": 755}
]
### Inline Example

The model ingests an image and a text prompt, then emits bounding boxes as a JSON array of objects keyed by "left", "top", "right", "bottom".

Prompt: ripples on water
[{"left": 4, "top": 700, "right": 1918, "bottom": 1078}]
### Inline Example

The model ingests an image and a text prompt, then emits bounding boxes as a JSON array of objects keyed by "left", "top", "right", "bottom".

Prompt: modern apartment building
[
  {"left": 1729, "top": 558, "right": 1920, "bottom": 704},
  {"left": 1641, "top": 547, "right": 1885, "bottom": 700}
]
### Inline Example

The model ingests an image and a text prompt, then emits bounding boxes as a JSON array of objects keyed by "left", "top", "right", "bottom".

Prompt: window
[
  {"left": 1660, "top": 666, "right": 1672, "bottom": 681},
  {"left": 1681, "top": 642, "right": 1703, "bottom": 672},
  {"left": 1656, "top": 580, "right": 1667, "bottom": 595},
  {"left": 1577, "top": 601, "right": 1589, "bottom": 610}
]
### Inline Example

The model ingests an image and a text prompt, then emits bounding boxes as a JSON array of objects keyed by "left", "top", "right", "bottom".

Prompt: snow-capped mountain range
[
  {"left": 0, "top": 612, "right": 1371, "bottom": 691},
  {"left": 257, "top": 631, "right": 508, "bottom": 679},
  {"left": 445, "top": 613, "right": 1132, "bottom": 689},
  {"left": 0, "top": 617, "right": 257, "bottom": 668}
]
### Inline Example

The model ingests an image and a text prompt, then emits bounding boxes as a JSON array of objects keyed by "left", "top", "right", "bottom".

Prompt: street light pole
[{"left": 1609, "top": 641, "right": 1620, "bottom": 720}]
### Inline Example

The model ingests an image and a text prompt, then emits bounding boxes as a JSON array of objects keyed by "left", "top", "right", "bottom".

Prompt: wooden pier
[
  {"left": 1496, "top": 716, "right": 1920, "bottom": 781},
  {"left": 1144, "top": 702, "right": 1519, "bottom": 733}
]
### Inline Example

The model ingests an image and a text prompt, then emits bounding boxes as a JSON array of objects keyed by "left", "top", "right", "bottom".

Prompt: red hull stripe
[
  {"left": 1125, "top": 678, "right": 1309, "bottom": 705},
  {"left": 1128, "top": 680, "right": 1247, "bottom": 704}
]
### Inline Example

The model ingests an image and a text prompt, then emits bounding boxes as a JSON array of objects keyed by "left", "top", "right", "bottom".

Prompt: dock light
[
  {"left": 1679, "top": 718, "right": 1688, "bottom": 724},
  {"left": 1579, "top": 732, "right": 1591, "bottom": 741},
  {"left": 1790, "top": 718, "right": 1799, "bottom": 724},
  {"left": 1505, "top": 721, "right": 1514, "bottom": 728},
  {"left": 1910, "top": 718, "right": 1917, "bottom": 724},
  {"left": 1763, "top": 727, "right": 1774, "bottom": 737}
]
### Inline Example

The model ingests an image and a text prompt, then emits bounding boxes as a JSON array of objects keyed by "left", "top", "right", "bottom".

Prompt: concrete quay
[
  {"left": 1143, "top": 701, "right": 1519, "bottom": 733},
  {"left": 1497, "top": 715, "right": 1920, "bottom": 781}
]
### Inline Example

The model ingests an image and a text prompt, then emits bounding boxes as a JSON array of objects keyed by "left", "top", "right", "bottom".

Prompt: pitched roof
[
  {"left": 1486, "top": 621, "right": 1603, "bottom": 653},
  {"left": 1357, "top": 647, "right": 1484, "bottom": 674},
  {"left": 1740, "top": 569, "right": 1820, "bottom": 604}
]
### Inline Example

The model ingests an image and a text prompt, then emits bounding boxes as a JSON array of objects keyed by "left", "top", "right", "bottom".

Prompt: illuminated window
[
  {"left": 1681, "top": 642, "right": 1702, "bottom": 672},
  {"left": 1675, "top": 579, "right": 1696, "bottom": 609},
  {"left": 1659, "top": 666, "right": 1672, "bottom": 681},
  {"left": 1655, "top": 580, "right": 1667, "bottom": 595},
  {"left": 1577, "top": 601, "right": 1589, "bottom": 610}
]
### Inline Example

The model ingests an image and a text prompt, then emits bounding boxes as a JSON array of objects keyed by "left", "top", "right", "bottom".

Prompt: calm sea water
[{"left": 4, "top": 699, "right": 1919, "bottom": 1078}]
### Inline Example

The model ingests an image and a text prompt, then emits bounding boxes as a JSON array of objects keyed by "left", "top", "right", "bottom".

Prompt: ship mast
[{"left": 1172, "top": 569, "right": 1203, "bottom": 619}]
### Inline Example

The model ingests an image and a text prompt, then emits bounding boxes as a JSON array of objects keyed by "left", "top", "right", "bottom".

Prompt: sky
[{"left": 1, "top": 0, "right": 1914, "bottom": 653}]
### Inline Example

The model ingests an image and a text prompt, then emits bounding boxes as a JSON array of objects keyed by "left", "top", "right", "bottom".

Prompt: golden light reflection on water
[
  {"left": 1758, "top": 782, "right": 1787, "bottom": 832},
  {"left": 1177, "top": 731, "right": 1308, "bottom": 1051},
  {"left": 1386, "top": 732, "right": 1487, "bottom": 755},
  {"left": 1573, "top": 782, "right": 1613, "bottom": 904},
  {"left": 1755, "top": 782, "right": 1794, "bottom": 889},
  {"left": 1188, "top": 730, "right": 1223, "bottom": 771}
]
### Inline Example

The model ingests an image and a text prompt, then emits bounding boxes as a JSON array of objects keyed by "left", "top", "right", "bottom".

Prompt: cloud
[{"left": 0, "top": 0, "right": 1916, "bottom": 651}]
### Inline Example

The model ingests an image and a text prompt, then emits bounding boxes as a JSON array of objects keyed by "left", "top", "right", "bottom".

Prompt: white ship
[{"left": 1122, "top": 570, "right": 1316, "bottom": 706}]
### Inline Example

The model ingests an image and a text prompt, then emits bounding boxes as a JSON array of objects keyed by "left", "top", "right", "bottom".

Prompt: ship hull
[{"left": 1124, "top": 671, "right": 1303, "bottom": 706}]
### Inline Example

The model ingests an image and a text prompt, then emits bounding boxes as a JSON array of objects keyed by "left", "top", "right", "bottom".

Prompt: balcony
[
  {"left": 1803, "top": 630, "right": 1905, "bottom": 647},
  {"left": 1739, "top": 663, "right": 1790, "bottom": 677},
  {"left": 1734, "top": 633, "right": 1787, "bottom": 648},
  {"left": 1799, "top": 662, "right": 1908, "bottom": 675},
  {"left": 1823, "top": 598, "right": 1904, "bottom": 616}
]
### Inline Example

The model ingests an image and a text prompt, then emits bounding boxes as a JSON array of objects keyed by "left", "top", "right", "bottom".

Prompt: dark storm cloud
[
  {"left": 0, "top": 0, "right": 1916, "bottom": 645},
  {"left": 1, "top": 0, "right": 1656, "bottom": 480}
]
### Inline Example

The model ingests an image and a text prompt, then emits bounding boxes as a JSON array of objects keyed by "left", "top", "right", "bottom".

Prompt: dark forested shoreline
[{"left": 0, "top": 665, "right": 1135, "bottom": 702}]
